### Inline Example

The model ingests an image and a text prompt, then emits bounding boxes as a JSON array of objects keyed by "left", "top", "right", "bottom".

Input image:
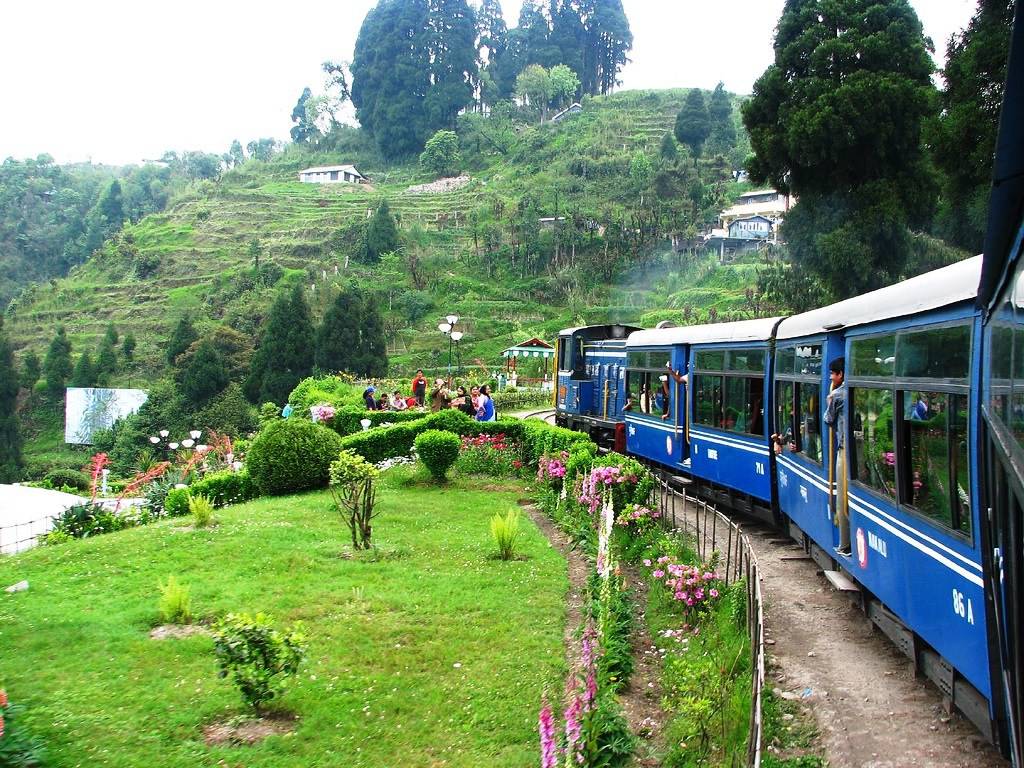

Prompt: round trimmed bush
[
  {"left": 246, "top": 419, "right": 345, "bottom": 495},
  {"left": 43, "top": 468, "right": 90, "bottom": 491},
  {"left": 414, "top": 429, "right": 461, "bottom": 481}
]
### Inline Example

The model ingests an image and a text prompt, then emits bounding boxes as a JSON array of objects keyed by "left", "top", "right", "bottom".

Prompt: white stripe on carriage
[
  {"left": 848, "top": 492, "right": 982, "bottom": 574},
  {"left": 690, "top": 430, "right": 771, "bottom": 457},
  {"left": 848, "top": 498, "right": 984, "bottom": 587},
  {"left": 777, "top": 456, "right": 831, "bottom": 494},
  {"left": 583, "top": 351, "right": 628, "bottom": 358},
  {"left": 625, "top": 417, "right": 682, "bottom": 434}
]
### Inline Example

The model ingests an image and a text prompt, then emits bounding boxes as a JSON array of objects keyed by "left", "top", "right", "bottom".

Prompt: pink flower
[
  {"left": 564, "top": 696, "right": 584, "bottom": 764},
  {"left": 643, "top": 559, "right": 651, "bottom": 567},
  {"left": 539, "top": 697, "right": 559, "bottom": 768},
  {"left": 652, "top": 569, "right": 664, "bottom": 579},
  {"left": 709, "top": 589, "right": 719, "bottom": 598}
]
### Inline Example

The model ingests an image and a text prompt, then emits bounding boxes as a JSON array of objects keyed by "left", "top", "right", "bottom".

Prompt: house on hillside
[
  {"left": 551, "top": 103, "right": 582, "bottom": 123},
  {"left": 298, "top": 164, "right": 367, "bottom": 184},
  {"left": 727, "top": 215, "right": 773, "bottom": 241},
  {"left": 719, "top": 189, "right": 791, "bottom": 230}
]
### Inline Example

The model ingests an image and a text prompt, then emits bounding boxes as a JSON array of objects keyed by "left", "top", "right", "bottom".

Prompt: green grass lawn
[{"left": 0, "top": 470, "right": 567, "bottom": 767}]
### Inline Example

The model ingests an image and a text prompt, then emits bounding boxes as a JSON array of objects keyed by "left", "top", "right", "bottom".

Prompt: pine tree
[
  {"left": 315, "top": 286, "right": 362, "bottom": 373},
  {"left": 660, "top": 132, "right": 678, "bottom": 163},
  {"left": 166, "top": 318, "right": 198, "bottom": 364},
  {"left": 122, "top": 333, "right": 136, "bottom": 362},
  {"left": 104, "top": 322, "right": 119, "bottom": 346},
  {"left": 705, "top": 82, "right": 736, "bottom": 155},
  {"left": 181, "top": 340, "right": 229, "bottom": 406},
  {"left": 585, "top": 0, "right": 632, "bottom": 96},
  {"left": 96, "top": 337, "right": 118, "bottom": 384},
  {"left": 355, "top": 296, "right": 389, "bottom": 377},
  {"left": 70, "top": 351, "right": 96, "bottom": 388},
  {"left": 0, "top": 321, "right": 23, "bottom": 482},
  {"left": 43, "top": 325, "right": 73, "bottom": 402},
  {"left": 675, "top": 89, "right": 711, "bottom": 156},
  {"left": 245, "top": 284, "right": 315, "bottom": 405},
  {"left": 364, "top": 200, "right": 400, "bottom": 263},
  {"left": 20, "top": 350, "right": 40, "bottom": 392}
]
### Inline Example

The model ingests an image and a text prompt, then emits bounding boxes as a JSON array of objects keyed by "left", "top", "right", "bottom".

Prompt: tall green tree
[
  {"left": 20, "top": 350, "right": 40, "bottom": 393},
  {"left": 354, "top": 296, "right": 389, "bottom": 377},
  {"left": 476, "top": 0, "right": 508, "bottom": 108},
  {"left": 95, "top": 336, "right": 119, "bottom": 384},
  {"left": 516, "top": 64, "right": 553, "bottom": 119},
  {"left": 364, "top": 200, "right": 400, "bottom": 263},
  {"left": 43, "top": 325, "right": 73, "bottom": 402},
  {"left": 705, "top": 82, "right": 736, "bottom": 155},
  {"left": 167, "top": 318, "right": 198, "bottom": 365},
  {"left": 122, "top": 332, "right": 136, "bottom": 362},
  {"left": 181, "top": 340, "right": 229, "bottom": 406},
  {"left": 290, "top": 87, "right": 318, "bottom": 143},
  {"left": 742, "top": 0, "right": 937, "bottom": 299},
  {"left": 929, "top": 0, "right": 1014, "bottom": 252},
  {"left": 245, "top": 284, "right": 315, "bottom": 405},
  {"left": 584, "top": 0, "right": 632, "bottom": 95},
  {"left": 315, "top": 286, "right": 362, "bottom": 373},
  {"left": 104, "top": 322, "right": 119, "bottom": 346},
  {"left": 0, "top": 321, "right": 23, "bottom": 482},
  {"left": 70, "top": 350, "right": 96, "bottom": 388},
  {"left": 675, "top": 89, "right": 711, "bottom": 156},
  {"left": 549, "top": 63, "right": 581, "bottom": 109},
  {"left": 420, "top": 130, "right": 463, "bottom": 177}
]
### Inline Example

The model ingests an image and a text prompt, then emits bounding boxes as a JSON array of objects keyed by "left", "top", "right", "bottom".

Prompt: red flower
[{"left": 0, "top": 689, "right": 7, "bottom": 707}]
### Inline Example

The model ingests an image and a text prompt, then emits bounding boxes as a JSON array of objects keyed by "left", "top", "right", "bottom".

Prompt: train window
[
  {"left": 777, "top": 348, "right": 795, "bottom": 376},
  {"left": 695, "top": 374, "right": 723, "bottom": 427},
  {"left": 627, "top": 351, "right": 649, "bottom": 369},
  {"left": 798, "top": 383, "right": 822, "bottom": 463},
  {"left": 795, "top": 344, "right": 823, "bottom": 376},
  {"left": 989, "top": 325, "right": 1013, "bottom": 421},
  {"left": 896, "top": 325, "right": 971, "bottom": 380},
  {"left": 776, "top": 380, "right": 796, "bottom": 449},
  {"left": 696, "top": 350, "right": 725, "bottom": 371},
  {"left": 900, "top": 391, "right": 971, "bottom": 534},
  {"left": 558, "top": 338, "right": 571, "bottom": 371},
  {"left": 1014, "top": 329, "right": 1024, "bottom": 450},
  {"left": 851, "top": 387, "right": 896, "bottom": 502},
  {"left": 723, "top": 376, "right": 763, "bottom": 434},
  {"left": 850, "top": 335, "right": 896, "bottom": 378},
  {"left": 727, "top": 349, "right": 765, "bottom": 373}
]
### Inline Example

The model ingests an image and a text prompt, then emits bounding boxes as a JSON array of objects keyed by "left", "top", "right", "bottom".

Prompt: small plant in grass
[
  {"left": 413, "top": 429, "right": 461, "bottom": 481},
  {"left": 212, "top": 612, "right": 307, "bottom": 711},
  {"left": 189, "top": 494, "right": 215, "bottom": 528},
  {"left": 164, "top": 487, "right": 191, "bottom": 517},
  {"left": 328, "top": 450, "right": 380, "bottom": 551},
  {"left": 0, "top": 688, "right": 47, "bottom": 767},
  {"left": 158, "top": 575, "right": 192, "bottom": 624},
  {"left": 490, "top": 508, "right": 521, "bottom": 560}
]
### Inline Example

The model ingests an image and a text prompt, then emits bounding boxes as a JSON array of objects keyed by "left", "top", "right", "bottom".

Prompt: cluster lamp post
[{"left": 438, "top": 314, "right": 464, "bottom": 384}]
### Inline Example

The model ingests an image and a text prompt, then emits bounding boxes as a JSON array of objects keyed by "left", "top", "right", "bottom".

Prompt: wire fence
[
  {"left": 655, "top": 474, "right": 766, "bottom": 768},
  {"left": 0, "top": 515, "right": 55, "bottom": 555}
]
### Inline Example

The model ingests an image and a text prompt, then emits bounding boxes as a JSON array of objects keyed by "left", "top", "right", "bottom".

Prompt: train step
[{"left": 823, "top": 569, "right": 861, "bottom": 593}]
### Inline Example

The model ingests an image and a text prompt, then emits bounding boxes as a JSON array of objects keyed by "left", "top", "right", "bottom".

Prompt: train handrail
[{"left": 656, "top": 474, "right": 765, "bottom": 767}]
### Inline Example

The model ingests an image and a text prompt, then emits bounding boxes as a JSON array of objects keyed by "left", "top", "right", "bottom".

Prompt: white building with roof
[
  {"left": 719, "top": 189, "right": 792, "bottom": 230},
  {"left": 298, "top": 165, "right": 367, "bottom": 184}
]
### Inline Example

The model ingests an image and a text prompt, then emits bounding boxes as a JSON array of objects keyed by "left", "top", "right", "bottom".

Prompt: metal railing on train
[{"left": 655, "top": 472, "right": 766, "bottom": 768}]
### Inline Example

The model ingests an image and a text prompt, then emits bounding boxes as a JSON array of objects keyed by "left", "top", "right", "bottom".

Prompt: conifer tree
[
  {"left": 675, "top": 89, "right": 711, "bottom": 156},
  {"left": 315, "top": 286, "right": 362, "bottom": 373},
  {"left": 166, "top": 318, "right": 198, "bottom": 364},
  {"left": 43, "top": 325, "right": 73, "bottom": 402},
  {"left": 705, "top": 82, "right": 736, "bottom": 155},
  {"left": 0, "top": 321, "right": 23, "bottom": 482},
  {"left": 659, "top": 132, "right": 678, "bottom": 163},
  {"left": 181, "top": 340, "right": 229, "bottom": 405},
  {"left": 354, "top": 296, "right": 389, "bottom": 377},
  {"left": 20, "top": 350, "right": 40, "bottom": 392},
  {"left": 70, "top": 350, "right": 96, "bottom": 388},
  {"left": 364, "top": 200, "right": 399, "bottom": 263},
  {"left": 245, "top": 284, "right": 315, "bottom": 405},
  {"left": 104, "top": 322, "right": 119, "bottom": 346},
  {"left": 96, "top": 337, "right": 118, "bottom": 383},
  {"left": 122, "top": 333, "right": 136, "bottom": 362}
]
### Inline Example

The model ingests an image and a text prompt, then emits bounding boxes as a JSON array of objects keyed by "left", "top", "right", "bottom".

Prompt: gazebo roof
[{"left": 502, "top": 337, "right": 555, "bottom": 358}]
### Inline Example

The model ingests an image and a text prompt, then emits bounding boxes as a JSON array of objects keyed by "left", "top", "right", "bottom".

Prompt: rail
[
  {"left": 0, "top": 515, "right": 54, "bottom": 555},
  {"left": 655, "top": 473, "right": 766, "bottom": 768}
]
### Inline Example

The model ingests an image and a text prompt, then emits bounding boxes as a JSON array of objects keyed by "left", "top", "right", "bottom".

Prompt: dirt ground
[{"left": 745, "top": 522, "right": 1008, "bottom": 768}]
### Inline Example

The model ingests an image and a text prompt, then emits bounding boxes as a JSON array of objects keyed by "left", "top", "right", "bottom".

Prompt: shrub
[
  {"left": 246, "top": 419, "right": 344, "bottom": 495},
  {"left": 457, "top": 432, "right": 521, "bottom": 477},
  {"left": 491, "top": 387, "right": 552, "bottom": 411},
  {"left": 164, "top": 487, "right": 192, "bottom": 518},
  {"left": 0, "top": 689, "right": 47, "bottom": 766},
  {"left": 490, "top": 509, "right": 521, "bottom": 560},
  {"left": 212, "top": 612, "right": 307, "bottom": 710},
  {"left": 43, "top": 468, "right": 89, "bottom": 491},
  {"left": 158, "top": 575, "right": 192, "bottom": 624},
  {"left": 189, "top": 494, "right": 215, "bottom": 528},
  {"left": 328, "top": 451, "right": 380, "bottom": 550},
  {"left": 188, "top": 469, "right": 259, "bottom": 508},
  {"left": 414, "top": 430, "right": 461, "bottom": 481},
  {"left": 52, "top": 502, "right": 130, "bottom": 538}
]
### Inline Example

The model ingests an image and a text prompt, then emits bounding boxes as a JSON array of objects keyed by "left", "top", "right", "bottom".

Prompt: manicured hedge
[
  {"left": 188, "top": 469, "right": 260, "bottom": 508},
  {"left": 323, "top": 406, "right": 428, "bottom": 437},
  {"left": 247, "top": 419, "right": 344, "bottom": 495}
]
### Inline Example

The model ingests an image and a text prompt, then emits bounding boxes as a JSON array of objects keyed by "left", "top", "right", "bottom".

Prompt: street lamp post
[{"left": 438, "top": 314, "right": 463, "bottom": 385}]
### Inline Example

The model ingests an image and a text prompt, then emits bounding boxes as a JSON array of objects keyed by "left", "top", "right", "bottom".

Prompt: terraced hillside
[{"left": 5, "top": 89, "right": 763, "bottom": 381}]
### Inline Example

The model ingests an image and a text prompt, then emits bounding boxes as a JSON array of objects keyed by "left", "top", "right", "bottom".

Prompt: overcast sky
[{"left": 0, "top": 0, "right": 976, "bottom": 166}]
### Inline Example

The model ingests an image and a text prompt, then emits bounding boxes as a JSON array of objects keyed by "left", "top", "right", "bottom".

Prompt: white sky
[{"left": 0, "top": 0, "right": 976, "bottom": 166}]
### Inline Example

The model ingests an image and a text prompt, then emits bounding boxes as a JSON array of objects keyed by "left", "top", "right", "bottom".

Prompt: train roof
[
  {"left": 776, "top": 255, "right": 982, "bottom": 340},
  {"left": 558, "top": 324, "right": 641, "bottom": 339},
  {"left": 626, "top": 317, "right": 783, "bottom": 347}
]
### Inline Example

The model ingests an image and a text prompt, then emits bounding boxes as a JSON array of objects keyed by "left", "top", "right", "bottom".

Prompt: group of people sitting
[{"left": 361, "top": 369, "right": 497, "bottom": 422}]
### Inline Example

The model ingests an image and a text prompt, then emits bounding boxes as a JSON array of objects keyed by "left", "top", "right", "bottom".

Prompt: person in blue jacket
[
  {"left": 476, "top": 384, "right": 496, "bottom": 422},
  {"left": 362, "top": 386, "right": 378, "bottom": 410}
]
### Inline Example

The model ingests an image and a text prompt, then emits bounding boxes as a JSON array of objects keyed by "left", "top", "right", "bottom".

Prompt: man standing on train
[{"left": 825, "top": 357, "right": 851, "bottom": 556}]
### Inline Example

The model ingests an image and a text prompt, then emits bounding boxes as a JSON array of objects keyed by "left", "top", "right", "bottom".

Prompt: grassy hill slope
[{"left": 5, "top": 89, "right": 765, "bottom": 383}]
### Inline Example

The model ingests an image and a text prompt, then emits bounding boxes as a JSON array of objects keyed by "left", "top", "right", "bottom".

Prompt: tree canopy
[
  {"left": 0, "top": 321, "right": 22, "bottom": 482},
  {"left": 245, "top": 284, "right": 315, "bottom": 406}
]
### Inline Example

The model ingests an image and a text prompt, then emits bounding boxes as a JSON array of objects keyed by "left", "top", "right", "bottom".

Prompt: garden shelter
[{"left": 501, "top": 338, "right": 555, "bottom": 385}]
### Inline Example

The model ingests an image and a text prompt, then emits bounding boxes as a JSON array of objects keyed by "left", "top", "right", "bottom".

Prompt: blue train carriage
[
  {"left": 555, "top": 324, "right": 641, "bottom": 445},
  {"left": 977, "top": 3, "right": 1024, "bottom": 759},
  {"left": 778, "top": 256, "right": 995, "bottom": 738},
  {"left": 625, "top": 318, "right": 782, "bottom": 522}
]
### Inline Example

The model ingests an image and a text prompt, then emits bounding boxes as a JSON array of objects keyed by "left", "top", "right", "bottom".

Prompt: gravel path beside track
[{"left": 744, "top": 521, "right": 1008, "bottom": 768}]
